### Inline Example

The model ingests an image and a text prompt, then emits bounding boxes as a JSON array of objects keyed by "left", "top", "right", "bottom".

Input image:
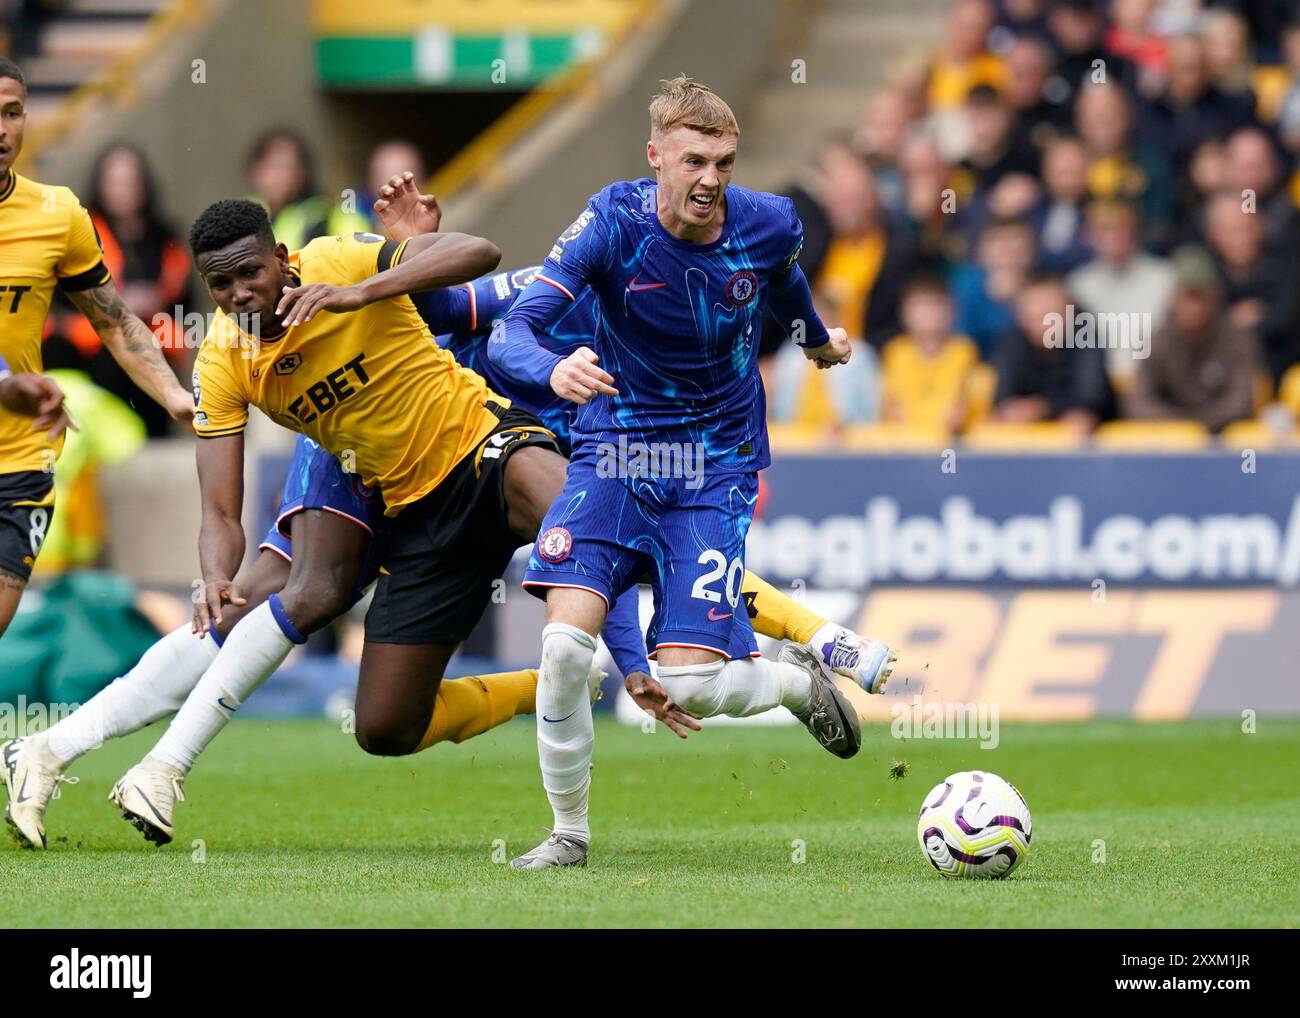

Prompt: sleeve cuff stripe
[
  {"left": 465, "top": 282, "right": 477, "bottom": 331},
  {"left": 535, "top": 273, "right": 576, "bottom": 301},
  {"left": 57, "top": 262, "right": 112, "bottom": 292},
  {"left": 195, "top": 426, "right": 247, "bottom": 439}
]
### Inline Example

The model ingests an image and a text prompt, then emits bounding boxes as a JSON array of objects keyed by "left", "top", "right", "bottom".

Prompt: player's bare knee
[
  {"left": 278, "top": 574, "right": 351, "bottom": 634},
  {"left": 354, "top": 716, "right": 423, "bottom": 757}
]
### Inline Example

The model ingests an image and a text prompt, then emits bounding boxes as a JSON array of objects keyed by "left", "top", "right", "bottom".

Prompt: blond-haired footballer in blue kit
[{"left": 0, "top": 58, "right": 194, "bottom": 638}]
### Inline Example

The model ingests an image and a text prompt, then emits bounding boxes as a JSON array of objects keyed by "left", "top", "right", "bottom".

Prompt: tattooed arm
[{"left": 66, "top": 279, "right": 195, "bottom": 426}]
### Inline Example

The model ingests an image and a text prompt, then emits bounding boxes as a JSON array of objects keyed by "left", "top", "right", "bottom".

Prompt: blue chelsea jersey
[{"left": 533, "top": 178, "right": 807, "bottom": 472}]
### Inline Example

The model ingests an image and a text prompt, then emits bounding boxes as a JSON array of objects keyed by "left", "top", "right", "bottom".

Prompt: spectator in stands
[
  {"left": 58, "top": 143, "right": 190, "bottom": 438},
  {"left": 898, "top": 130, "right": 955, "bottom": 264},
  {"left": 1203, "top": 5, "right": 1287, "bottom": 124},
  {"left": 1224, "top": 126, "right": 1298, "bottom": 256},
  {"left": 1175, "top": 135, "right": 1230, "bottom": 245},
  {"left": 1139, "top": 34, "right": 1255, "bottom": 171},
  {"left": 1004, "top": 35, "right": 1072, "bottom": 154},
  {"left": 1126, "top": 245, "right": 1260, "bottom": 432},
  {"left": 1033, "top": 133, "right": 1094, "bottom": 272},
  {"left": 1075, "top": 81, "right": 1175, "bottom": 250},
  {"left": 989, "top": 0, "right": 1052, "bottom": 51},
  {"left": 1046, "top": 0, "right": 1138, "bottom": 108},
  {"left": 1104, "top": 0, "right": 1168, "bottom": 93},
  {"left": 926, "top": 0, "right": 1008, "bottom": 111},
  {"left": 880, "top": 274, "right": 979, "bottom": 433},
  {"left": 953, "top": 84, "right": 1039, "bottom": 206},
  {"left": 991, "top": 270, "right": 1116, "bottom": 433},
  {"left": 808, "top": 138, "right": 917, "bottom": 350},
  {"left": 952, "top": 214, "right": 1037, "bottom": 359},
  {"left": 857, "top": 90, "right": 913, "bottom": 213},
  {"left": 1203, "top": 190, "right": 1299, "bottom": 383},
  {"left": 246, "top": 129, "right": 330, "bottom": 250},
  {"left": 1068, "top": 198, "right": 1176, "bottom": 386},
  {"left": 1274, "top": 20, "right": 1300, "bottom": 152}
]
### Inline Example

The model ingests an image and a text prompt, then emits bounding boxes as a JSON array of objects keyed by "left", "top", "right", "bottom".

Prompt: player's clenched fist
[
  {"left": 194, "top": 579, "right": 247, "bottom": 637},
  {"left": 803, "top": 327, "right": 852, "bottom": 370},
  {"left": 549, "top": 346, "right": 619, "bottom": 404},
  {"left": 0, "top": 372, "right": 77, "bottom": 440}
]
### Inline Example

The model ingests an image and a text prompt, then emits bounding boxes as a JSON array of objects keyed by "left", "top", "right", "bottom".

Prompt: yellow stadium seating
[
  {"left": 767, "top": 421, "right": 830, "bottom": 454},
  {"left": 838, "top": 423, "right": 952, "bottom": 452},
  {"left": 1279, "top": 364, "right": 1300, "bottom": 417},
  {"left": 1092, "top": 420, "right": 1210, "bottom": 451},
  {"left": 1219, "top": 420, "right": 1300, "bottom": 450},
  {"left": 963, "top": 421, "right": 1087, "bottom": 451},
  {"left": 963, "top": 363, "right": 997, "bottom": 428}
]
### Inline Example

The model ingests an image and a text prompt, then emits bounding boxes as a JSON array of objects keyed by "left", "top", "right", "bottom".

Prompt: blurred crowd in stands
[
  {"left": 25, "top": 0, "right": 1300, "bottom": 480},
  {"left": 764, "top": 0, "right": 1300, "bottom": 447}
]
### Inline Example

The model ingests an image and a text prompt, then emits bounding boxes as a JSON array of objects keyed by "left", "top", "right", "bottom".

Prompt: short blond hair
[{"left": 649, "top": 76, "right": 739, "bottom": 138}]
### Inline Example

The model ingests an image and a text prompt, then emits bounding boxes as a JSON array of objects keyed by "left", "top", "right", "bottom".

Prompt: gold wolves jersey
[
  {"left": 193, "top": 232, "right": 507, "bottom": 514},
  {"left": 0, "top": 170, "right": 111, "bottom": 473}
]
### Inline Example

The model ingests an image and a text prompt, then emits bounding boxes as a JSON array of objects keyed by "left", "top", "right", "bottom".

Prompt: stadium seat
[
  {"left": 838, "top": 422, "right": 951, "bottom": 452},
  {"left": 963, "top": 363, "right": 997, "bottom": 428},
  {"left": 962, "top": 421, "right": 1086, "bottom": 451},
  {"left": 766, "top": 421, "right": 830, "bottom": 454},
  {"left": 1279, "top": 364, "right": 1300, "bottom": 417},
  {"left": 1092, "top": 420, "right": 1210, "bottom": 451},
  {"left": 1219, "top": 420, "right": 1300, "bottom": 450}
]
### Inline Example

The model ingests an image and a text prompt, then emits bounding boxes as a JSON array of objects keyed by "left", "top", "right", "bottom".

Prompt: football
[{"left": 917, "top": 770, "right": 1033, "bottom": 879}]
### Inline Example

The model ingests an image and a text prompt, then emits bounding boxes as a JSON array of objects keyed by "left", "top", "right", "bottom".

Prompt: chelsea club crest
[{"left": 725, "top": 270, "right": 758, "bottom": 307}]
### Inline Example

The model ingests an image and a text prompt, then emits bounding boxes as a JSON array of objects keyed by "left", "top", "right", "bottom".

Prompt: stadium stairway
[
  {"left": 743, "top": 0, "right": 948, "bottom": 191},
  {"left": 14, "top": 0, "right": 173, "bottom": 124}
]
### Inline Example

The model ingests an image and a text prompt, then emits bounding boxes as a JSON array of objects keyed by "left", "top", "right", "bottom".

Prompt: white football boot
[
  {"left": 109, "top": 757, "right": 186, "bottom": 846},
  {"left": 2, "top": 735, "right": 79, "bottom": 849},
  {"left": 813, "top": 627, "right": 896, "bottom": 695},
  {"left": 779, "top": 643, "right": 863, "bottom": 759},
  {"left": 510, "top": 831, "right": 589, "bottom": 869}
]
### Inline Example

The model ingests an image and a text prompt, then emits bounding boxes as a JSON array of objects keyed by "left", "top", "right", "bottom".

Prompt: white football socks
[
  {"left": 535, "top": 622, "right": 598, "bottom": 845},
  {"left": 45, "top": 624, "right": 220, "bottom": 765},
  {"left": 656, "top": 655, "right": 812, "bottom": 718},
  {"left": 150, "top": 597, "right": 302, "bottom": 773}
]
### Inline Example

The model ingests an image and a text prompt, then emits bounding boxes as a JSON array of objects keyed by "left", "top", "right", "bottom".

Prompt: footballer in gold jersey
[
  {"left": 184, "top": 197, "right": 574, "bottom": 771},
  {"left": 0, "top": 59, "right": 193, "bottom": 636}
]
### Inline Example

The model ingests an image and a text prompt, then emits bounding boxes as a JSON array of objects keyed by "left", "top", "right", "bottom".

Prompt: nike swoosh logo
[
  {"left": 627, "top": 276, "right": 666, "bottom": 292},
  {"left": 706, "top": 608, "right": 733, "bottom": 622},
  {"left": 542, "top": 712, "right": 576, "bottom": 724},
  {"left": 217, "top": 697, "right": 239, "bottom": 713},
  {"left": 15, "top": 773, "right": 29, "bottom": 804}
]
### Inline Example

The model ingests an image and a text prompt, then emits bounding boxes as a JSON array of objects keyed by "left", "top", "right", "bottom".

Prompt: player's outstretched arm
[
  {"left": 603, "top": 590, "right": 702, "bottom": 739},
  {"left": 276, "top": 231, "right": 501, "bottom": 326},
  {"left": 491, "top": 284, "right": 618, "bottom": 402},
  {"left": 194, "top": 433, "right": 248, "bottom": 636},
  {"left": 767, "top": 261, "right": 851, "bottom": 369},
  {"left": 66, "top": 280, "right": 195, "bottom": 426},
  {"left": 0, "top": 368, "right": 76, "bottom": 440}
]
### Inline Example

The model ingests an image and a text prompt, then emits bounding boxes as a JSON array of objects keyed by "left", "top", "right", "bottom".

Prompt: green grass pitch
[{"left": 6, "top": 717, "right": 1299, "bottom": 927}]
